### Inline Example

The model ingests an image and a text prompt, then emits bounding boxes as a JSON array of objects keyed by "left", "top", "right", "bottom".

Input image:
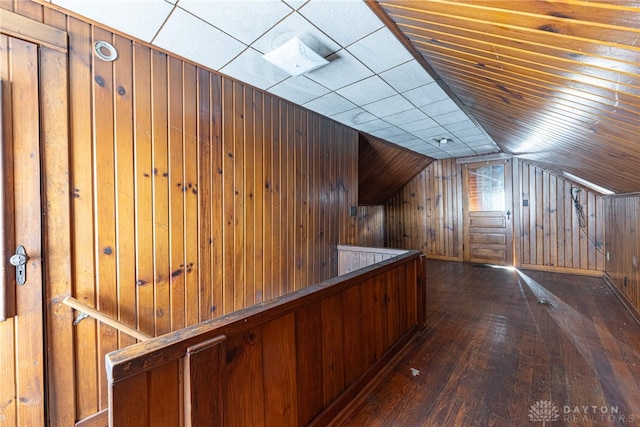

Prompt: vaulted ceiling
[{"left": 41, "top": 0, "right": 639, "bottom": 195}]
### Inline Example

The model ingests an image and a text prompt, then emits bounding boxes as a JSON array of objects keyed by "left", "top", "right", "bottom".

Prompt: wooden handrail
[{"left": 63, "top": 296, "right": 152, "bottom": 342}]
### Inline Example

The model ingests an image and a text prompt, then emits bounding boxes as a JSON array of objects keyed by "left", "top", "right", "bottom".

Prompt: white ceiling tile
[
  {"left": 452, "top": 127, "right": 484, "bottom": 139},
  {"left": 52, "top": 0, "right": 173, "bottom": 42},
  {"left": 422, "top": 98, "right": 459, "bottom": 116},
  {"left": 371, "top": 126, "right": 408, "bottom": 139},
  {"left": 267, "top": 76, "right": 330, "bottom": 105},
  {"left": 252, "top": 12, "right": 340, "bottom": 57},
  {"left": 154, "top": 8, "right": 246, "bottom": 70},
  {"left": 282, "top": 0, "right": 307, "bottom": 9},
  {"left": 220, "top": 47, "right": 289, "bottom": 90},
  {"left": 336, "top": 76, "right": 396, "bottom": 106},
  {"left": 412, "top": 126, "right": 448, "bottom": 139},
  {"left": 303, "top": 92, "right": 356, "bottom": 117},
  {"left": 177, "top": 0, "right": 292, "bottom": 45},
  {"left": 383, "top": 109, "right": 429, "bottom": 126},
  {"left": 444, "top": 121, "right": 477, "bottom": 134},
  {"left": 298, "top": 0, "right": 383, "bottom": 47},
  {"left": 398, "top": 118, "right": 438, "bottom": 133},
  {"left": 305, "top": 49, "right": 373, "bottom": 90},
  {"left": 434, "top": 111, "right": 470, "bottom": 126},
  {"left": 404, "top": 82, "right": 449, "bottom": 108},
  {"left": 380, "top": 60, "right": 434, "bottom": 93},
  {"left": 386, "top": 133, "right": 421, "bottom": 144},
  {"left": 362, "top": 94, "right": 414, "bottom": 117},
  {"left": 331, "top": 108, "right": 377, "bottom": 127},
  {"left": 347, "top": 28, "right": 412, "bottom": 73},
  {"left": 354, "top": 119, "right": 393, "bottom": 133}
]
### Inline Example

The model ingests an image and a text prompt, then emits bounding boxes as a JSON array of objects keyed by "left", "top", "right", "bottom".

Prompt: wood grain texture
[
  {"left": 107, "top": 251, "right": 424, "bottom": 427},
  {"left": 331, "top": 260, "right": 640, "bottom": 426},
  {"left": 371, "top": 0, "right": 640, "bottom": 194},
  {"left": 605, "top": 195, "right": 640, "bottom": 315},
  {"left": 386, "top": 158, "right": 606, "bottom": 272},
  {"left": 1, "top": 4, "right": 361, "bottom": 423}
]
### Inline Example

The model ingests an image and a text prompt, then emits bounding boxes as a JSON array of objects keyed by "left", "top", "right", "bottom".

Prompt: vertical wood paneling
[
  {"left": 356, "top": 206, "right": 385, "bottom": 247},
  {"left": 8, "top": 4, "right": 359, "bottom": 423},
  {"left": 605, "top": 196, "right": 640, "bottom": 314},
  {"left": 385, "top": 159, "right": 463, "bottom": 260},
  {"left": 518, "top": 162, "right": 605, "bottom": 271},
  {"left": 386, "top": 158, "right": 605, "bottom": 272}
]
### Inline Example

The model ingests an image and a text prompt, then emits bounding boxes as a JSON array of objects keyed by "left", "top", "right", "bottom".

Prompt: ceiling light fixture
[
  {"left": 262, "top": 36, "right": 329, "bottom": 77},
  {"left": 435, "top": 137, "right": 449, "bottom": 146}
]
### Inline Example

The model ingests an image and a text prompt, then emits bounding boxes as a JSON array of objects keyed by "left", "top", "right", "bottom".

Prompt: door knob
[
  {"left": 9, "top": 245, "right": 28, "bottom": 285},
  {"left": 506, "top": 210, "right": 511, "bottom": 220}
]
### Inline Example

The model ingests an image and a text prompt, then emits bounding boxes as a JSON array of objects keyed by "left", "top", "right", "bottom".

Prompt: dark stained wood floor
[{"left": 329, "top": 261, "right": 640, "bottom": 426}]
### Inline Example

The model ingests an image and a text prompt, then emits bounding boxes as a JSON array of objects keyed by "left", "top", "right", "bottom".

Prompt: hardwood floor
[{"left": 329, "top": 261, "right": 640, "bottom": 426}]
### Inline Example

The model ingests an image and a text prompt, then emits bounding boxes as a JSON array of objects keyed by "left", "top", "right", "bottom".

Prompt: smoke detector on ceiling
[{"left": 262, "top": 36, "right": 329, "bottom": 77}]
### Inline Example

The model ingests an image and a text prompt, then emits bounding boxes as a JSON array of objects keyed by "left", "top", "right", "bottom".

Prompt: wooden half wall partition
[{"left": 107, "top": 248, "right": 427, "bottom": 427}]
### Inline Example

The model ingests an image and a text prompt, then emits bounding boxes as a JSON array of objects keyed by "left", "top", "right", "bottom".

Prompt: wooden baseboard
[
  {"left": 517, "top": 263, "right": 603, "bottom": 277},
  {"left": 603, "top": 273, "right": 640, "bottom": 326},
  {"left": 308, "top": 326, "right": 418, "bottom": 426}
]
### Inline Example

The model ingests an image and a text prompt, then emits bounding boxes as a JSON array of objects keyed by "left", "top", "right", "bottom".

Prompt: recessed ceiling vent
[{"left": 262, "top": 36, "right": 329, "bottom": 77}]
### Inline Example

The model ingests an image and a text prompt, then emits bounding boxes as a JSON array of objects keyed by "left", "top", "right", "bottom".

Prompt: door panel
[
  {"left": 0, "top": 35, "right": 45, "bottom": 427},
  {"left": 463, "top": 159, "right": 513, "bottom": 265}
]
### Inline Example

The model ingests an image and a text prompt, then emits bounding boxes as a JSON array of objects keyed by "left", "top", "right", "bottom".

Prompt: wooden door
[
  {"left": 0, "top": 36, "right": 45, "bottom": 427},
  {"left": 462, "top": 159, "right": 513, "bottom": 266}
]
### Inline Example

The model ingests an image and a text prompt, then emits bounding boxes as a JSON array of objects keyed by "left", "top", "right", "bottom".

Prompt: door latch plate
[{"left": 9, "top": 245, "right": 27, "bottom": 285}]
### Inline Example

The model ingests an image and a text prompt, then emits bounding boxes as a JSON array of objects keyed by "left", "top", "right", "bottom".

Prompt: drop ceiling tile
[
  {"left": 298, "top": 0, "right": 383, "bottom": 47},
  {"left": 252, "top": 12, "right": 340, "bottom": 57},
  {"left": 380, "top": 60, "right": 434, "bottom": 93},
  {"left": 177, "top": 0, "right": 293, "bottom": 45},
  {"left": 267, "top": 76, "right": 331, "bottom": 105},
  {"left": 412, "top": 126, "right": 448, "bottom": 139},
  {"left": 51, "top": 0, "right": 173, "bottom": 42},
  {"left": 386, "top": 133, "right": 421, "bottom": 144},
  {"left": 331, "top": 108, "right": 377, "bottom": 127},
  {"left": 371, "top": 126, "right": 408, "bottom": 139},
  {"left": 383, "top": 109, "right": 429, "bottom": 126},
  {"left": 347, "top": 28, "right": 412, "bottom": 74},
  {"left": 353, "top": 119, "right": 393, "bottom": 133},
  {"left": 452, "top": 127, "right": 484, "bottom": 139},
  {"left": 336, "top": 76, "right": 396, "bottom": 106},
  {"left": 282, "top": 0, "right": 307, "bottom": 9},
  {"left": 422, "top": 98, "right": 459, "bottom": 116},
  {"left": 444, "top": 120, "right": 478, "bottom": 134},
  {"left": 220, "top": 47, "right": 289, "bottom": 90},
  {"left": 398, "top": 118, "right": 438, "bottom": 133},
  {"left": 434, "top": 111, "right": 470, "bottom": 126},
  {"left": 362, "top": 94, "right": 414, "bottom": 117},
  {"left": 303, "top": 92, "right": 356, "bottom": 117},
  {"left": 154, "top": 9, "right": 246, "bottom": 70},
  {"left": 403, "top": 82, "right": 449, "bottom": 108},
  {"left": 305, "top": 49, "right": 373, "bottom": 90}
]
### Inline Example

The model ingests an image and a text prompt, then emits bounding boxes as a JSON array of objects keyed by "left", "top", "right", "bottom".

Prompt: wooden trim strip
[
  {"left": 0, "top": 9, "right": 67, "bottom": 52},
  {"left": 603, "top": 273, "right": 640, "bottom": 327},
  {"left": 75, "top": 408, "right": 108, "bottom": 427},
  {"left": 62, "top": 296, "right": 152, "bottom": 342},
  {"left": 517, "top": 263, "right": 603, "bottom": 277},
  {"left": 0, "top": 79, "right": 6, "bottom": 321}
]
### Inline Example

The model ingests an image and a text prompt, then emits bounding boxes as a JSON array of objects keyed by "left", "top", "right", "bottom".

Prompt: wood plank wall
[
  {"left": 356, "top": 206, "right": 385, "bottom": 248},
  {"left": 385, "top": 158, "right": 463, "bottom": 260},
  {"left": 384, "top": 158, "right": 606, "bottom": 272},
  {"left": 605, "top": 195, "right": 640, "bottom": 314},
  {"left": 0, "top": 2, "right": 358, "bottom": 424},
  {"left": 518, "top": 160, "right": 605, "bottom": 272}
]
